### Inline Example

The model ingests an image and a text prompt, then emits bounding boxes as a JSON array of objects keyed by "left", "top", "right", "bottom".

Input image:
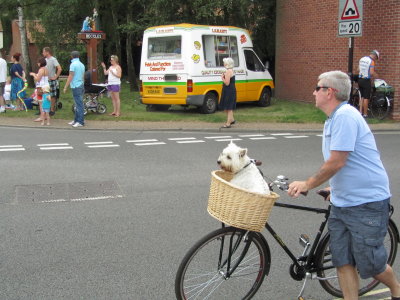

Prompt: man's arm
[
  {"left": 63, "top": 71, "right": 74, "bottom": 93},
  {"left": 287, "top": 150, "right": 349, "bottom": 197},
  {"left": 54, "top": 64, "right": 62, "bottom": 80}
]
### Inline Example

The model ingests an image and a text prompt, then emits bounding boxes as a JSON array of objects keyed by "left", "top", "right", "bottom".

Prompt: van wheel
[
  {"left": 258, "top": 87, "right": 271, "bottom": 107},
  {"left": 200, "top": 92, "right": 218, "bottom": 114}
]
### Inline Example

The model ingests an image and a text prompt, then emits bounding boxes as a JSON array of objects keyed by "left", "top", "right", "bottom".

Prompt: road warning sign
[
  {"left": 341, "top": 0, "right": 360, "bottom": 20},
  {"left": 338, "top": 0, "right": 363, "bottom": 37}
]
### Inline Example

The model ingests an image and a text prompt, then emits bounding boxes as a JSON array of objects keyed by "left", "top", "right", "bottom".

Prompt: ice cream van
[{"left": 139, "top": 23, "right": 274, "bottom": 114}]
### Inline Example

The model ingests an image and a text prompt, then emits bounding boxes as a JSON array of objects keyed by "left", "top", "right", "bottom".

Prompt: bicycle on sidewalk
[
  {"left": 348, "top": 75, "right": 394, "bottom": 120},
  {"left": 175, "top": 164, "right": 399, "bottom": 300}
]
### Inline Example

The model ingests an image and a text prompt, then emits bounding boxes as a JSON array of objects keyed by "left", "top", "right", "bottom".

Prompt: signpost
[
  {"left": 338, "top": 0, "right": 363, "bottom": 73},
  {"left": 78, "top": 32, "right": 106, "bottom": 83}
]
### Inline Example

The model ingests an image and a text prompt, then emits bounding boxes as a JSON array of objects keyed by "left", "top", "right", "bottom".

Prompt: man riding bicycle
[
  {"left": 288, "top": 70, "right": 400, "bottom": 300},
  {"left": 357, "top": 50, "right": 380, "bottom": 118}
]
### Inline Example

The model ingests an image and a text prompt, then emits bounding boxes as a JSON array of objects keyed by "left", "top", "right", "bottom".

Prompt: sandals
[
  {"left": 230, "top": 120, "right": 236, "bottom": 125},
  {"left": 221, "top": 124, "right": 231, "bottom": 128}
]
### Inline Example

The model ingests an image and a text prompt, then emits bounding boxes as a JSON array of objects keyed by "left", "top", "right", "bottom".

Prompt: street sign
[{"left": 338, "top": 0, "right": 363, "bottom": 37}]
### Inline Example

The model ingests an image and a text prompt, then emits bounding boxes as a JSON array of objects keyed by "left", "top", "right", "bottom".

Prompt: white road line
[
  {"left": 0, "top": 145, "right": 23, "bottom": 148},
  {"left": 176, "top": 140, "right": 205, "bottom": 144},
  {"left": 40, "top": 146, "right": 74, "bottom": 150},
  {"left": 85, "top": 141, "right": 114, "bottom": 145},
  {"left": 215, "top": 138, "right": 242, "bottom": 142},
  {"left": 126, "top": 139, "right": 158, "bottom": 143},
  {"left": 284, "top": 136, "right": 308, "bottom": 139},
  {"left": 271, "top": 133, "right": 293, "bottom": 136},
  {"left": 168, "top": 137, "right": 196, "bottom": 141},
  {"left": 37, "top": 143, "right": 70, "bottom": 147},
  {"left": 0, "top": 147, "right": 25, "bottom": 152},
  {"left": 316, "top": 134, "right": 323, "bottom": 137},
  {"left": 135, "top": 142, "right": 166, "bottom": 146},
  {"left": 87, "top": 144, "right": 120, "bottom": 148},
  {"left": 239, "top": 134, "right": 265, "bottom": 137},
  {"left": 204, "top": 136, "right": 232, "bottom": 139},
  {"left": 249, "top": 137, "right": 277, "bottom": 140},
  {"left": 40, "top": 195, "right": 124, "bottom": 203}
]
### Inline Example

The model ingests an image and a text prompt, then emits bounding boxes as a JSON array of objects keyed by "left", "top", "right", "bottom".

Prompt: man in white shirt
[{"left": 0, "top": 53, "right": 8, "bottom": 113}]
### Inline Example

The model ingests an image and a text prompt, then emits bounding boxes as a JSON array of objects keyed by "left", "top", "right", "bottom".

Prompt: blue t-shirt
[
  {"left": 69, "top": 58, "right": 85, "bottom": 88},
  {"left": 42, "top": 93, "right": 51, "bottom": 109},
  {"left": 322, "top": 102, "right": 391, "bottom": 207},
  {"left": 10, "top": 63, "right": 23, "bottom": 79}
]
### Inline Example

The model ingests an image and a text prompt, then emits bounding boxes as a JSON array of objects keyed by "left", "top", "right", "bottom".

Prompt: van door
[{"left": 244, "top": 49, "right": 267, "bottom": 101}]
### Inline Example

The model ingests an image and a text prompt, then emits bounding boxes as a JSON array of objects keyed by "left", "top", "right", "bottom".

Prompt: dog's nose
[{"left": 217, "top": 160, "right": 221, "bottom": 165}]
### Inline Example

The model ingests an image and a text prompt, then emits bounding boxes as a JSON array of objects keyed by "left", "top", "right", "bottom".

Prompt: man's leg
[
  {"left": 337, "top": 264, "right": 359, "bottom": 300},
  {"left": 374, "top": 264, "right": 400, "bottom": 298}
]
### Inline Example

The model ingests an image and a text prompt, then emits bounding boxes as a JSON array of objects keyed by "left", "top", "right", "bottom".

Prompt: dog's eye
[{"left": 227, "top": 156, "right": 231, "bottom": 159}]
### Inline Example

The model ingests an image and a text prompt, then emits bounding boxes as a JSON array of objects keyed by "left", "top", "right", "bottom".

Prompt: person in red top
[{"left": 357, "top": 50, "right": 379, "bottom": 118}]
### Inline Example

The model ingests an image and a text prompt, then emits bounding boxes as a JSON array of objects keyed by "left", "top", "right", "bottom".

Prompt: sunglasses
[{"left": 315, "top": 86, "right": 330, "bottom": 92}]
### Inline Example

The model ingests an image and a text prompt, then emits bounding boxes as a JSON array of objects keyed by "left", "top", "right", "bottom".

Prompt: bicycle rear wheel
[
  {"left": 316, "top": 220, "right": 398, "bottom": 298},
  {"left": 175, "top": 226, "right": 270, "bottom": 300},
  {"left": 348, "top": 88, "right": 361, "bottom": 109},
  {"left": 370, "top": 95, "right": 390, "bottom": 120}
]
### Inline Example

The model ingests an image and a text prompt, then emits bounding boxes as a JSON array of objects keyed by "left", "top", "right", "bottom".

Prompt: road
[{"left": 0, "top": 127, "right": 399, "bottom": 299}]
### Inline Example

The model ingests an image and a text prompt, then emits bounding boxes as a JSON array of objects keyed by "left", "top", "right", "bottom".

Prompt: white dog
[{"left": 217, "top": 142, "right": 271, "bottom": 195}]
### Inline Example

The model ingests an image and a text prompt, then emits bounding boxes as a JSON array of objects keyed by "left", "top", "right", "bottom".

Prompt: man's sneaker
[
  {"left": 68, "top": 120, "right": 75, "bottom": 125},
  {"left": 0, "top": 106, "right": 5, "bottom": 113},
  {"left": 72, "top": 122, "right": 83, "bottom": 128}
]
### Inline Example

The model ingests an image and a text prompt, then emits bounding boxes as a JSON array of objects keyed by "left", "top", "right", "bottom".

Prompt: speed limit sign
[{"left": 338, "top": 0, "right": 363, "bottom": 37}]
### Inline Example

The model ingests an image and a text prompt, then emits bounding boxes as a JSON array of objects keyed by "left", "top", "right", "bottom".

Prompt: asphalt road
[{"left": 0, "top": 127, "right": 399, "bottom": 300}]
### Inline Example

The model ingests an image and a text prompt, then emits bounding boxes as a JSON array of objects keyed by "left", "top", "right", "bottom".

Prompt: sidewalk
[{"left": 1, "top": 116, "right": 399, "bottom": 132}]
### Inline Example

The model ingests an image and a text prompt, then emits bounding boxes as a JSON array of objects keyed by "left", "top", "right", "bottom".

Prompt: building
[{"left": 275, "top": 0, "right": 400, "bottom": 120}]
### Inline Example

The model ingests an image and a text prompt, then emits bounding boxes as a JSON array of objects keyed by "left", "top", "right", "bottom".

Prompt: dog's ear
[{"left": 239, "top": 148, "right": 247, "bottom": 157}]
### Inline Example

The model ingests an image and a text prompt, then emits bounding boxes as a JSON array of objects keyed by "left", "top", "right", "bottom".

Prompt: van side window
[
  {"left": 148, "top": 36, "right": 181, "bottom": 59},
  {"left": 202, "top": 35, "right": 239, "bottom": 68},
  {"left": 244, "top": 50, "right": 264, "bottom": 72}
]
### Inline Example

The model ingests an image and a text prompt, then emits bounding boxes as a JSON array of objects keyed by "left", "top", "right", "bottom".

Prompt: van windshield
[{"left": 148, "top": 36, "right": 181, "bottom": 60}]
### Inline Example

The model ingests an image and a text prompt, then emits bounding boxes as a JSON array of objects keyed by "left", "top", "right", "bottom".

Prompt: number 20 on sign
[{"left": 339, "top": 20, "right": 362, "bottom": 36}]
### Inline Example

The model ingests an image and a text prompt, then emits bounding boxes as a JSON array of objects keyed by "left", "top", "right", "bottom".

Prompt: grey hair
[
  {"left": 71, "top": 51, "right": 80, "bottom": 58},
  {"left": 223, "top": 57, "right": 234, "bottom": 69},
  {"left": 318, "top": 70, "right": 351, "bottom": 101}
]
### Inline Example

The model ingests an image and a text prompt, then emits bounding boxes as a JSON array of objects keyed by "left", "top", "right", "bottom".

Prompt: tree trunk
[
  {"left": 17, "top": 5, "right": 34, "bottom": 87},
  {"left": 110, "top": 6, "right": 121, "bottom": 61},
  {"left": 125, "top": 11, "right": 137, "bottom": 91}
]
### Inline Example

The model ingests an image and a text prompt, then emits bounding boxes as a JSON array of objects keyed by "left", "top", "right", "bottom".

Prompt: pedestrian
[
  {"left": 30, "top": 57, "right": 49, "bottom": 122},
  {"left": 63, "top": 51, "right": 85, "bottom": 128},
  {"left": 357, "top": 50, "right": 379, "bottom": 118},
  {"left": 101, "top": 55, "right": 122, "bottom": 117},
  {"left": 0, "top": 53, "right": 7, "bottom": 113},
  {"left": 3, "top": 77, "right": 13, "bottom": 109},
  {"left": 40, "top": 85, "right": 51, "bottom": 126},
  {"left": 43, "top": 47, "right": 62, "bottom": 115},
  {"left": 287, "top": 70, "right": 400, "bottom": 300},
  {"left": 219, "top": 57, "right": 236, "bottom": 128},
  {"left": 10, "top": 53, "right": 26, "bottom": 110}
]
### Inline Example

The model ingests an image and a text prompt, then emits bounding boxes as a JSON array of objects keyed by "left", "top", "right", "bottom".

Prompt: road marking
[
  {"left": 168, "top": 137, "right": 196, "bottom": 141},
  {"left": 250, "top": 137, "right": 277, "bottom": 140},
  {"left": 40, "top": 146, "right": 74, "bottom": 150},
  {"left": 215, "top": 138, "right": 242, "bottom": 142},
  {"left": 126, "top": 139, "right": 158, "bottom": 143},
  {"left": 85, "top": 141, "right": 114, "bottom": 145},
  {"left": 0, "top": 145, "right": 24, "bottom": 148},
  {"left": 239, "top": 134, "right": 265, "bottom": 137},
  {"left": 37, "top": 143, "right": 70, "bottom": 147},
  {"left": 284, "top": 136, "right": 308, "bottom": 139},
  {"left": 333, "top": 287, "right": 390, "bottom": 299},
  {"left": 271, "top": 133, "right": 293, "bottom": 136},
  {"left": 0, "top": 147, "right": 25, "bottom": 152},
  {"left": 176, "top": 140, "right": 205, "bottom": 144},
  {"left": 134, "top": 142, "right": 166, "bottom": 146},
  {"left": 39, "top": 194, "right": 124, "bottom": 203},
  {"left": 87, "top": 144, "right": 120, "bottom": 148},
  {"left": 205, "top": 136, "right": 232, "bottom": 139}
]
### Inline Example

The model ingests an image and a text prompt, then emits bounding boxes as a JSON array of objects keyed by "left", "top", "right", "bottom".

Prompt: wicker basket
[{"left": 207, "top": 170, "right": 280, "bottom": 232}]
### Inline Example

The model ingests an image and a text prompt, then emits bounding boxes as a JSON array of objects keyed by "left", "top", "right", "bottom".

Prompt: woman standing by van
[
  {"left": 219, "top": 57, "right": 237, "bottom": 128},
  {"left": 101, "top": 55, "right": 122, "bottom": 117}
]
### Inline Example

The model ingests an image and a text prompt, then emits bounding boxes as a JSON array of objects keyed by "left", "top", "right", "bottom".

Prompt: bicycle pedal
[{"left": 299, "top": 234, "right": 310, "bottom": 247}]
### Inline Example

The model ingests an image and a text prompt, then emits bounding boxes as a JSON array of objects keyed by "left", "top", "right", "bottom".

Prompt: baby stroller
[{"left": 71, "top": 71, "right": 108, "bottom": 115}]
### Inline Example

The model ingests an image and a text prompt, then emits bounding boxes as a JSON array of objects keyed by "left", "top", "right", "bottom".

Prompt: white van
[{"left": 139, "top": 23, "right": 274, "bottom": 114}]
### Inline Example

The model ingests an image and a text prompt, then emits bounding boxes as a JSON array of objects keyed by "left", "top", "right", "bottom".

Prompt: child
[
  {"left": 40, "top": 85, "right": 51, "bottom": 125},
  {"left": 3, "top": 77, "right": 14, "bottom": 109}
]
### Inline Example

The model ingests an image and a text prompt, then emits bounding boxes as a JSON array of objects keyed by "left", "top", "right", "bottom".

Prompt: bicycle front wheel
[
  {"left": 175, "top": 226, "right": 270, "bottom": 300},
  {"left": 316, "top": 220, "right": 398, "bottom": 298},
  {"left": 370, "top": 95, "right": 390, "bottom": 120}
]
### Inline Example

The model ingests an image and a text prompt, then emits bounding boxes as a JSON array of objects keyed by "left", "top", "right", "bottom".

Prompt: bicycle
[
  {"left": 175, "top": 170, "right": 399, "bottom": 300},
  {"left": 349, "top": 76, "right": 394, "bottom": 120}
]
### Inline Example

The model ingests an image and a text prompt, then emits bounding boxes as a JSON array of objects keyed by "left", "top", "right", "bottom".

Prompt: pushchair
[{"left": 71, "top": 71, "right": 108, "bottom": 115}]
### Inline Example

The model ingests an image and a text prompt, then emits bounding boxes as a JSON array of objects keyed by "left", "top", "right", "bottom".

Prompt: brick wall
[{"left": 276, "top": 0, "right": 400, "bottom": 120}]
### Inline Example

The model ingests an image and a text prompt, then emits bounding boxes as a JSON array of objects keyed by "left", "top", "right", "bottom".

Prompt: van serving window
[
  {"left": 148, "top": 36, "right": 182, "bottom": 59},
  {"left": 202, "top": 35, "right": 239, "bottom": 68}
]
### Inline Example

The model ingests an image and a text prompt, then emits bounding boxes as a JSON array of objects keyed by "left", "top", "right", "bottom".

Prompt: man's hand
[
  {"left": 288, "top": 181, "right": 309, "bottom": 198},
  {"left": 63, "top": 86, "right": 67, "bottom": 94}
]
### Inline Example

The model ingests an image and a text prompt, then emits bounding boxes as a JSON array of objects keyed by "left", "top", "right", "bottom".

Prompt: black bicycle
[
  {"left": 349, "top": 77, "right": 394, "bottom": 120},
  {"left": 175, "top": 174, "right": 399, "bottom": 300}
]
